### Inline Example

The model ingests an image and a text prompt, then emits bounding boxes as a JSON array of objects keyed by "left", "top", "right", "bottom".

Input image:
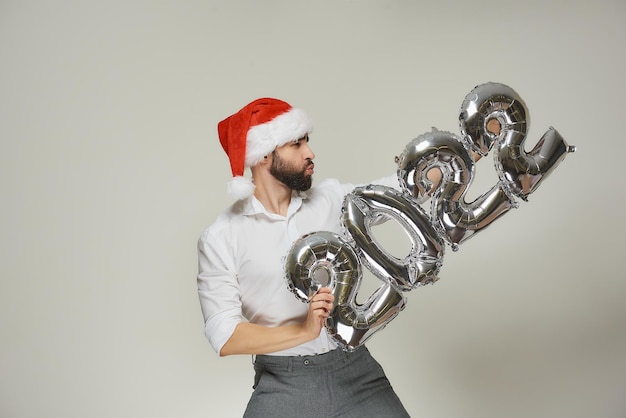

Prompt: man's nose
[{"left": 304, "top": 143, "right": 315, "bottom": 160}]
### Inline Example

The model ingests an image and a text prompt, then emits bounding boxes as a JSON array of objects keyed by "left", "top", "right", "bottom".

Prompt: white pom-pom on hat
[
  {"left": 226, "top": 176, "right": 256, "bottom": 200},
  {"left": 217, "top": 98, "right": 313, "bottom": 199}
]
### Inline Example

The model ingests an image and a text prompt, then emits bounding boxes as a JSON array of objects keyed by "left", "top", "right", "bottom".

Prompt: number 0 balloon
[{"left": 285, "top": 82, "right": 576, "bottom": 351}]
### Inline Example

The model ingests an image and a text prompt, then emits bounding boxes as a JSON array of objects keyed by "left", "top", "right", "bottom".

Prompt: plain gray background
[{"left": 1, "top": 1, "right": 625, "bottom": 417}]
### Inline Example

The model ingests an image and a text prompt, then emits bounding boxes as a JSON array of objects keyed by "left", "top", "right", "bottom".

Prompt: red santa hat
[{"left": 217, "top": 98, "right": 313, "bottom": 199}]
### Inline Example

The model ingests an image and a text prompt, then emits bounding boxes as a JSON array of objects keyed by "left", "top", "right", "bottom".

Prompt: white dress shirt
[{"left": 197, "top": 176, "right": 397, "bottom": 356}]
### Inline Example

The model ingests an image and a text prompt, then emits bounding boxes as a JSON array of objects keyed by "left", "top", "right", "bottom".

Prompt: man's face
[{"left": 270, "top": 136, "right": 315, "bottom": 191}]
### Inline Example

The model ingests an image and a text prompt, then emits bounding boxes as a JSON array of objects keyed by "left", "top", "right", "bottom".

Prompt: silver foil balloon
[
  {"left": 397, "top": 128, "right": 473, "bottom": 204},
  {"left": 326, "top": 282, "right": 405, "bottom": 351},
  {"left": 459, "top": 82, "right": 526, "bottom": 156},
  {"left": 460, "top": 82, "right": 576, "bottom": 200},
  {"left": 284, "top": 231, "right": 361, "bottom": 303},
  {"left": 341, "top": 184, "right": 444, "bottom": 289},
  {"left": 496, "top": 126, "right": 575, "bottom": 200},
  {"left": 284, "top": 230, "right": 406, "bottom": 351},
  {"left": 397, "top": 128, "right": 516, "bottom": 248}
]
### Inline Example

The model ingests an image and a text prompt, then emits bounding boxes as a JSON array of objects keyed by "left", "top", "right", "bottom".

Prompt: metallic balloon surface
[
  {"left": 285, "top": 82, "right": 575, "bottom": 351},
  {"left": 460, "top": 82, "right": 576, "bottom": 200},
  {"left": 342, "top": 184, "right": 444, "bottom": 290},
  {"left": 284, "top": 229, "right": 406, "bottom": 351},
  {"left": 285, "top": 231, "right": 361, "bottom": 303},
  {"left": 397, "top": 127, "right": 517, "bottom": 248}
]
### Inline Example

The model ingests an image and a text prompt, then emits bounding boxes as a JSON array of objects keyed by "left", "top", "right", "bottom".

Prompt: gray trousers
[{"left": 243, "top": 346, "right": 410, "bottom": 418}]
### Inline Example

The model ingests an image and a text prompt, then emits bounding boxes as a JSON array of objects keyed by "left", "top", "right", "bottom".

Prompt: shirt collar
[{"left": 241, "top": 190, "right": 309, "bottom": 219}]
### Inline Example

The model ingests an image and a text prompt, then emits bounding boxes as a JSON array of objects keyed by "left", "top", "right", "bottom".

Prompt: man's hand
[{"left": 303, "top": 287, "right": 335, "bottom": 338}]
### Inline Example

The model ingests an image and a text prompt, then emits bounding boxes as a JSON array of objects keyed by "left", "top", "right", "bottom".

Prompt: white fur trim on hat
[{"left": 244, "top": 107, "right": 313, "bottom": 167}]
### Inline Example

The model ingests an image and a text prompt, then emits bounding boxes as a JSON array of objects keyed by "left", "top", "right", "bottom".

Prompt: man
[{"left": 197, "top": 98, "right": 410, "bottom": 417}]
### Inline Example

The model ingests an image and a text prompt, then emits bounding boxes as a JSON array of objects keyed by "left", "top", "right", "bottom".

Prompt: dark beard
[{"left": 270, "top": 151, "right": 313, "bottom": 191}]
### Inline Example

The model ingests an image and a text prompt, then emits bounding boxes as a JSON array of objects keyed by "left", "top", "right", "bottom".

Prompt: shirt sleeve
[{"left": 197, "top": 224, "right": 245, "bottom": 354}]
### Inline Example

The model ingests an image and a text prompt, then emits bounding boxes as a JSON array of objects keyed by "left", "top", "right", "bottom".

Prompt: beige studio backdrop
[{"left": 1, "top": 1, "right": 625, "bottom": 417}]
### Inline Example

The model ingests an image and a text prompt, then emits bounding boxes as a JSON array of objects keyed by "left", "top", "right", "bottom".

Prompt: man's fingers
[{"left": 312, "top": 287, "right": 334, "bottom": 302}]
